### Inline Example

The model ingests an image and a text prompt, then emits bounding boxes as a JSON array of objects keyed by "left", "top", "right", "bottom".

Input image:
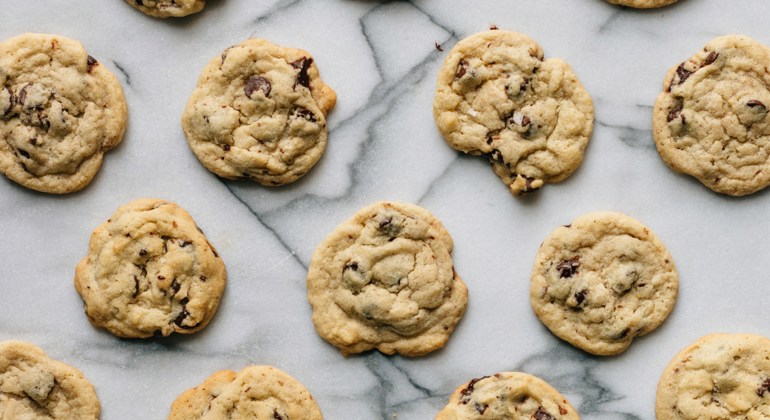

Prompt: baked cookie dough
[
  {"left": 126, "top": 0, "right": 205, "bottom": 18},
  {"left": 182, "top": 38, "right": 336, "bottom": 186},
  {"left": 435, "top": 372, "right": 579, "bottom": 420},
  {"left": 530, "top": 212, "right": 678, "bottom": 356},
  {"left": 656, "top": 334, "right": 770, "bottom": 419},
  {"left": 606, "top": 0, "right": 678, "bottom": 8},
  {"left": 653, "top": 35, "right": 770, "bottom": 196},
  {"left": 433, "top": 30, "right": 593, "bottom": 196},
  {"left": 168, "top": 365, "right": 322, "bottom": 420},
  {"left": 306, "top": 201, "right": 468, "bottom": 356},
  {"left": 0, "top": 33, "right": 127, "bottom": 194},
  {"left": 74, "top": 198, "right": 226, "bottom": 338},
  {"left": 0, "top": 340, "right": 100, "bottom": 419}
]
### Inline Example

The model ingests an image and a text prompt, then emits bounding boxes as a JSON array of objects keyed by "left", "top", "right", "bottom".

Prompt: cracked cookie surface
[
  {"left": 530, "top": 212, "right": 678, "bottom": 356},
  {"left": 606, "top": 0, "right": 678, "bottom": 8},
  {"left": 0, "top": 340, "right": 100, "bottom": 419},
  {"left": 126, "top": 0, "right": 205, "bottom": 18},
  {"left": 168, "top": 365, "right": 322, "bottom": 420},
  {"left": 653, "top": 35, "right": 770, "bottom": 196},
  {"left": 656, "top": 334, "right": 770, "bottom": 420},
  {"left": 433, "top": 30, "right": 593, "bottom": 196},
  {"left": 182, "top": 38, "right": 336, "bottom": 186},
  {"left": 306, "top": 201, "right": 468, "bottom": 356},
  {"left": 74, "top": 198, "right": 226, "bottom": 338},
  {"left": 0, "top": 33, "right": 127, "bottom": 194},
  {"left": 435, "top": 372, "right": 579, "bottom": 420}
]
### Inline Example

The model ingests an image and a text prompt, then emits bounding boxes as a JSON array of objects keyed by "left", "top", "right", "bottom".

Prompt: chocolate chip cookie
[
  {"left": 182, "top": 38, "right": 336, "bottom": 186},
  {"left": 74, "top": 198, "right": 226, "bottom": 338},
  {"left": 306, "top": 201, "right": 468, "bottom": 357},
  {"left": 0, "top": 33, "right": 127, "bottom": 194},
  {"left": 433, "top": 30, "right": 593, "bottom": 196},
  {"left": 168, "top": 365, "right": 323, "bottom": 420},
  {"left": 435, "top": 372, "right": 579, "bottom": 420},
  {"left": 0, "top": 340, "right": 100, "bottom": 419},
  {"left": 606, "top": 0, "right": 678, "bottom": 8},
  {"left": 126, "top": 0, "right": 205, "bottom": 18},
  {"left": 653, "top": 35, "right": 770, "bottom": 196},
  {"left": 656, "top": 334, "right": 770, "bottom": 419},
  {"left": 530, "top": 212, "right": 678, "bottom": 356}
]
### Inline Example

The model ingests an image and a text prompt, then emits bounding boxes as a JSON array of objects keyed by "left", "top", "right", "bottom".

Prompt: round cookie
[
  {"left": 168, "top": 365, "right": 323, "bottom": 420},
  {"left": 0, "top": 33, "right": 127, "bottom": 194},
  {"left": 433, "top": 30, "right": 593, "bottom": 196},
  {"left": 656, "top": 334, "right": 770, "bottom": 419},
  {"left": 653, "top": 35, "right": 770, "bottom": 196},
  {"left": 126, "top": 0, "right": 205, "bottom": 18},
  {"left": 435, "top": 372, "right": 579, "bottom": 420},
  {"left": 74, "top": 198, "right": 226, "bottom": 338},
  {"left": 0, "top": 340, "right": 100, "bottom": 419},
  {"left": 182, "top": 38, "right": 336, "bottom": 186},
  {"left": 606, "top": 0, "right": 678, "bottom": 8},
  {"left": 530, "top": 212, "right": 678, "bottom": 356},
  {"left": 306, "top": 201, "right": 468, "bottom": 357}
]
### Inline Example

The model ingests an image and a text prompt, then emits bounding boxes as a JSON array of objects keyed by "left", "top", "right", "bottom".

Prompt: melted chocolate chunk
[
  {"left": 474, "top": 402, "right": 488, "bottom": 414},
  {"left": 18, "top": 149, "right": 30, "bottom": 158},
  {"left": 222, "top": 144, "right": 231, "bottom": 151},
  {"left": 2, "top": 87, "right": 14, "bottom": 116},
  {"left": 534, "top": 407, "right": 555, "bottom": 420},
  {"left": 179, "top": 240, "right": 192, "bottom": 248},
  {"left": 135, "top": 0, "right": 143, "bottom": 4},
  {"left": 456, "top": 60, "right": 468, "bottom": 78},
  {"left": 675, "top": 63, "right": 693, "bottom": 86},
  {"left": 290, "top": 57, "right": 313, "bottom": 89},
  {"left": 574, "top": 290, "right": 586, "bottom": 305},
  {"left": 667, "top": 102, "right": 683, "bottom": 123},
  {"left": 613, "top": 327, "right": 630, "bottom": 340},
  {"left": 556, "top": 256, "right": 580, "bottom": 278},
  {"left": 756, "top": 378, "right": 770, "bottom": 397},
  {"left": 171, "top": 279, "right": 181, "bottom": 294},
  {"left": 245, "top": 75, "right": 271, "bottom": 98},
  {"left": 704, "top": 51, "right": 719, "bottom": 66},
  {"left": 17, "top": 84, "right": 29, "bottom": 107},
  {"left": 133, "top": 276, "right": 140, "bottom": 298},
  {"left": 459, "top": 376, "right": 490, "bottom": 404},
  {"left": 199, "top": 275, "right": 207, "bottom": 282},
  {"left": 139, "top": 249, "right": 147, "bottom": 256},
  {"left": 344, "top": 262, "right": 359, "bottom": 271},
  {"left": 86, "top": 55, "right": 98, "bottom": 73},
  {"left": 291, "top": 106, "right": 317, "bottom": 123},
  {"left": 748, "top": 99, "right": 766, "bottom": 109},
  {"left": 273, "top": 409, "right": 285, "bottom": 420}
]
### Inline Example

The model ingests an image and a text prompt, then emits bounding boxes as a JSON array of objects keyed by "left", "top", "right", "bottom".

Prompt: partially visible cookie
[
  {"left": 0, "top": 33, "right": 127, "bottom": 194},
  {"left": 126, "top": 0, "right": 205, "bottom": 18},
  {"left": 74, "top": 198, "right": 226, "bottom": 338},
  {"left": 656, "top": 334, "right": 770, "bottom": 419},
  {"left": 168, "top": 365, "right": 323, "bottom": 420},
  {"left": 433, "top": 30, "right": 593, "bottom": 196},
  {"left": 306, "top": 201, "right": 468, "bottom": 357},
  {"left": 606, "top": 0, "right": 678, "bottom": 8},
  {"left": 653, "top": 35, "right": 770, "bottom": 196},
  {"left": 182, "top": 38, "right": 336, "bottom": 186},
  {"left": 435, "top": 372, "right": 579, "bottom": 420},
  {"left": 0, "top": 340, "right": 100, "bottom": 419},
  {"left": 530, "top": 212, "right": 678, "bottom": 356}
]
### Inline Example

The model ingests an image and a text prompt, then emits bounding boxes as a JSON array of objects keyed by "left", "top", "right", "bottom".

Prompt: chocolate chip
[
  {"left": 748, "top": 100, "right": 766, "bottom": 109},
  {"left": 489, "top": 24, "right": 498, "bottom": 30},
  {"left": 210, "top": 247, "right": 219, "bottom": 258},
  {"left": 179, "top": 240, "right": 192, "bottom": 248},
  {"left": 173, "top": 307, "right": 190, "bottom": 327},
  {"left": 456, "top": 60, "right": 468, "bottom": 78},
  {"left": 535, "top": 407, "right": 555, "bottom": 420},
  {"left": 139, "top": 249, "right": 147, "bottom": 256},
  {"left": 344, "top": 262, "right": 359, "bottom": 271},
  {"left": 703, "top": 51, "right": 719, "bottom": 66},
  {"left": 199, "top": 275, "right": 207, "bottom": 282},
  {"left": 556, "top": 256, "right": 580, "bottom": 278},
  {"left": 675, "top": 63, "right": 693, "bottom": 86},
  {"left": 18, "top": 149, "right": 30, "bottom": 158},
  {"left": 86, "top": 55, "right": 98, "bottom": 73},
  {"left": 158, "top": 275, "right": 166, "bottom": 280},
  {"left": 756, "top": 378, "right": 770, "bottom": 397},
  {"left": 474, "top": 403, "right": 488, "bottom": 414},
  {"left": 171, "top": 279, "right": 180, "bottom": 294},
  {"left": 434, "top": 42, "right": 443, "bottom": 52},
  {"left": 667, "top": 103, "right": 683, "bottom": 123},
  {"left": 245, "top": 75, "right": 271, "bottom": 98},
  {"left": 291, "top": 106, "right": 317, "bottom": 123},
  {"left": 17, "top": 84, "right": 29, "bottom": 107},
  {"left": 379, "top": 217, "right": 392, "bottom": 229},
  {"left": 613, "top": 327, "right": 630, "bottom": 340},
  {"left": 459, "top": 376, "right": 489, "bottom": 404},
  {"left": 523, "top": 175, "right": 540, "bottom": 193},
  {"left": 135, "top": 0, "right": 143, "bottom": 4},
  {"left": 133, "top": 276, "right": 140, "bottom": 298},
  {"left": 2, "top": 87, "right": 14, "bottom": 116},
  {"left": 28, "top": 138, "right": 37, "bottom": 145},
  {"left": 290, "top": 57, "right": 313, "bottom": 89},
  {"left": 521, "top": 115, "right": 531, "bottom": 126},
  {"left": 273, "top": 409, "right": 285, "bottom": 420},
  {"left": 222, "top": 144, "right": 231, "bottom": 151},
  {"left": 574, "top": 290, "right": 586, "bottom": 305}
]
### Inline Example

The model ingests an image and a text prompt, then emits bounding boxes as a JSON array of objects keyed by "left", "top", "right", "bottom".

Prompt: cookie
[
  {"left": 435, "top": 372, "right": 579, "bottom": 420},
  {"left": 126, "top": 0, "right": 205, "bottom": 18},
  {"left": 433, "top": 30, "right": 593, "bottom": 196},
  {"left": 0, "top": 33, "right": 127, "bottom": 194},
  {"left": 0, "top": 340, "right": 100, "bottom": 419},
  {"left": 74, "top": 198, "right": 226, "bottom": 338},
  {"left": 182, "top": 38, "right": 336, "bottom": 186},
  {"left": 656, "top": 334, "right": 770, "bottom": 419},
  {"left": 306, "top": 201, "right": 468, "bottom": 357},
  {"left": 530, "top": 212, "right": 678, "bottom": 356},
  {"left": 606, "top": 0, "right": 678, "bottom": 8},
  {"left": 653, "top": 35, "right": 770, "bottom": 196},
  {"left": 168, "top": 365, "right": 323, "bottom": 420}
]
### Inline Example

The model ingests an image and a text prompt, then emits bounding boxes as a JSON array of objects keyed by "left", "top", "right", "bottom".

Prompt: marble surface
[{"left": 2, "top": 0, "right": 770, "bottom": 418}]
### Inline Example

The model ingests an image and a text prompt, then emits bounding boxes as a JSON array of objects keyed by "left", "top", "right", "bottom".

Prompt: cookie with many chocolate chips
[
  {"left": 74, "top": 198, "right": 226, "bottom": 338},
  {"left": 168, "top": 365, "right": 323, "bottom": 420},
  {"left": 0, "top": 340, "right": 100, "bottom": 419},
  {"left": 433, "top": 30, "right": 593, "bottom": 196},
  {"left": 606, "top": 0, "right": 678, "bottom": 8},
  {"left": 653, "top": 35, "right": 770, "bottom": 196},
  {"left": 656, "top": 334, "right": 770, "bottom": 419},
  {"left": 126, "top": 0, "right": 205, "bottom": 18},
  {"left": 530, "top": 212, "right": 678, "bottom": 356},
  {"left": 182, "top": 38, "right": 336, "bottom": 186},
  {"left": 0, "top": 33, "right": 127, "bottom": 194},
  {"left": 435, "top": 372, "right": 579, "bottom": 420},
  {"left": 306, "top": 201, "right": 468, "bottom": 357}
]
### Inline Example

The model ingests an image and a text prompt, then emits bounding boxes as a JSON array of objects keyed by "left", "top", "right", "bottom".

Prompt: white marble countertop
[{"left": 2, "top": 0, "right": 770, "bottom": 418}]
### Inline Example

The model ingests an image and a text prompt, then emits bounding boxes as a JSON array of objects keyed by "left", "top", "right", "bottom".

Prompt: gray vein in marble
[
  {"left": 596, "top": 119, "right": 655, "bottom": 150},
  {"left": 249, "top": 0, "right": 303, "bottom": 27},
  {"left": 112, "top": 61, "right": 132, "bottom": 86}
]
